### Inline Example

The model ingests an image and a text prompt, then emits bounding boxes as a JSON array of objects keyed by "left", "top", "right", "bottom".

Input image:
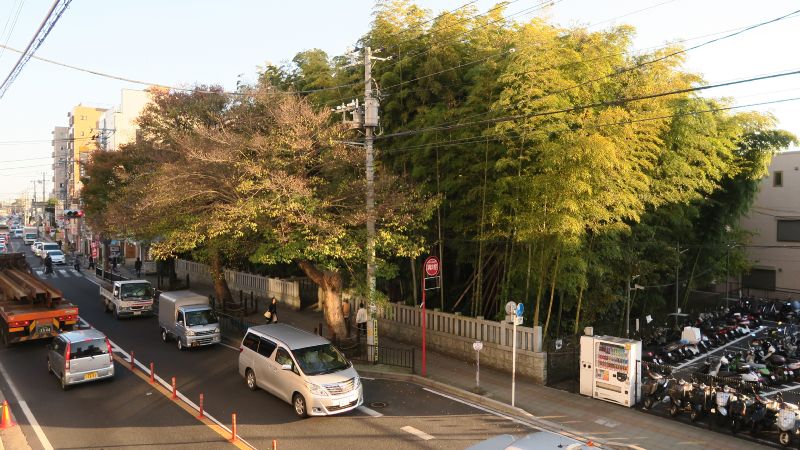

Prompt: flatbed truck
[{"left": 0, "top": 253, "right": 78, "bottom": 347}]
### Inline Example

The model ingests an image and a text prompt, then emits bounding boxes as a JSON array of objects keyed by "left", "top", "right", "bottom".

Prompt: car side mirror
[
  {"left": 177, "top": 320, "right": 183, "bottom": 326},
  {"left": 281, "top": 364, "right": 292, "bottom": 371}
]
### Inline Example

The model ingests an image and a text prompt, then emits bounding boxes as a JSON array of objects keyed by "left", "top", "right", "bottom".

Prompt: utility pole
[
  {"left": 675, "top": 242, "right": 680, "bottom": 323},
  {"left": 333, "top": 46, "right": 390, "bottom": 363}
]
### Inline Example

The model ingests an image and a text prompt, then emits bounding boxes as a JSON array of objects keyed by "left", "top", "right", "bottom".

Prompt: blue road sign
[{"left": 516, "top": 303, "right": 524, "bottom": 317}]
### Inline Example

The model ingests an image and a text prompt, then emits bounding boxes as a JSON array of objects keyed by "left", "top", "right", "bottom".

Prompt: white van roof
[{"left": 247, "top": 324, "right": 329, "bottom": 350}]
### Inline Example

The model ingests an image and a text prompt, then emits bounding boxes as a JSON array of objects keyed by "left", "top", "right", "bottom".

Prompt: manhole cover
[{"left": 369, "top": 401, "right": 387, "bottom": 408}]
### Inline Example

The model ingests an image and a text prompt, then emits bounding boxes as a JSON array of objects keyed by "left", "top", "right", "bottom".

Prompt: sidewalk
[
  {"left": 110, "top": 266, "right": 769, "bottom": 449},
  {"left": 0, "top": 385, "right": 32, "bottom": 450}
]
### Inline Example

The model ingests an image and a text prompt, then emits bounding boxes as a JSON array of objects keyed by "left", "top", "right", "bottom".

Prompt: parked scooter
[
  {"left": 642, "top": 372, "right": 673, "bottom": 410},
  {"left": 777, "top": 397, "right": 800, "bottom": 447},
  {"left": 712, "top": 385, "right": 736, "bottom": 430},
  {"left": 689, "top": 380, "right": 715, "bottom": 423},
  {"left": 667, "top": 379, "right": 694, "bottom": 418}
]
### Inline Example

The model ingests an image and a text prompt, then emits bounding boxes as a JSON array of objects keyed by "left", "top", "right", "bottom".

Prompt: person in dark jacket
[
  {"left": 134, "top": 257, "right": 142, "bottom": 277},
  {"left": 264, "top": 297, "right": 278, "bottom": 323}
]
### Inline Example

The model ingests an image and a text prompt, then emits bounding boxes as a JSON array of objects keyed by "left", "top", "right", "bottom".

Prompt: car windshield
[
  {"left": 292, "top": 344, "right": 350, "bottom": 376},
  {"left": 120, "top": 283, "right": 153, "bottom": 299},
  {"left": 185, "top": 309, "right": 218, "bottom": 327},
  {"left": 70, "top": 338, "right": 108, "bottom": 359},
  {"left": 25, "top": 234, "right": 36, "bottom": 239},
  {"left": 49, "top": 251, "right": 63, "bottom": 257}
]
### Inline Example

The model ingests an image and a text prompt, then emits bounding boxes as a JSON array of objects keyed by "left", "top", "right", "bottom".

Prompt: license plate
[
  {"left": 84, "top": 372, "right": 98, "bottom": 380},
  {"left": 338, "top": 394, "right": 356, "bottom": 407},
  {"left": 37, "top": 326, "right": 52, "bottom": 334},
  {"left": 133, "top": 311, "right": 141, "bottom": 316}
]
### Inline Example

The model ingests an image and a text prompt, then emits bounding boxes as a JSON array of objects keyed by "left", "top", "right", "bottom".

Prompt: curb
[
  {"left": 0, "top": 391, "right": 32, "bottom": 450},
  {"left": 356, "top": 369, "right": 619, "bottom": 449}
]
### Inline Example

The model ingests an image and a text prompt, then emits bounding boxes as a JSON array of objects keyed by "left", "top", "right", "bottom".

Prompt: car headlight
[
  {"left": 353, "top": 376, "right": 361, "bottom": 389},
  {"left": 214, "top": 327, "right": 220, "bottom": 333},
  {"left": 306, "top": 382, "right": 329, "bottom": 396},
  {"left": 186, "top": 329, "right": 196, "bottom": 336}
]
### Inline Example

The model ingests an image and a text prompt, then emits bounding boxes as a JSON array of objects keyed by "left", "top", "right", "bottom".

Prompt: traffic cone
[{"left": 0, "top": 400, "right": 15, "bottom": 429}]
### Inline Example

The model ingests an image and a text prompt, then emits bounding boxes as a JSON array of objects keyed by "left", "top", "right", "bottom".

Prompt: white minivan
[{"left": 238, "top": 324, "right": 363, "bottom": 417}]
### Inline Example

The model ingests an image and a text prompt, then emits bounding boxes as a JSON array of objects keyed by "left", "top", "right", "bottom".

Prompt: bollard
[
  {"left": 272, "top": 439, "right": 278, "bottom": 450},
  {"left": 149, "top": 362, "right": 155, "bottom": 384},
  {"left": 198, "top": 393, "right": 204, "bottom": 419},
  {"left": 230, "top": 413, "right": 238, "bottom": 443},
  {"left": 0, "top": 400, "right": 15, "bottom": 429},
  {"left": 171, "top": 376, "right": 177, "bottom": 400},
  {"left": 130, "top": 351, "right": 135, "bottom": 371}
]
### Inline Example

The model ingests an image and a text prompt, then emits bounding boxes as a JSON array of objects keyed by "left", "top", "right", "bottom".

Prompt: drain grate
[{"left": 369, "top": 401, "right": 387, "bottom": 408}]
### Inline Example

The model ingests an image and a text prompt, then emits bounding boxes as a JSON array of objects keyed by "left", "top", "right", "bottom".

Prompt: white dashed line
[
  {"left": 401, "top": 425, "right": 434, "bottom": 440},
  {"left": 0, "top": 360, "right": 55, "bottom": 450}
]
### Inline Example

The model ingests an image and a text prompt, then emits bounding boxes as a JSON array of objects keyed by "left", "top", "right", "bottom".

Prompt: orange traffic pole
[
  {"left": 272, "top": 439, "right": 278, "bottom": 449},
  {"left": 171, "top": 376, "right": 177, "bottom": 400},
  {"left": 230, "top": 413, "right": 238, "bottom": 443},
  {"left": 149, "top": 362, "right": 154, "bottom": 384},
  {"left": 198, "top": 393, "right": 204, "bottom": 419},
  {"left": 130, "top": 350, "right": 135, "bottom": 371},
  {"left": 0, "top": 400, "right": 14, "bottom": 429}
]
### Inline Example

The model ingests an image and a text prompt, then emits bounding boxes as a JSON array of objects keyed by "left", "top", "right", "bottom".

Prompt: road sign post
[
  {"left": 512, "top": 302, "right": 523, "bottom": 407},
  {"left": 473, "top": 341, "right": 483, "bottom": 391},
  {"left": 422, "top": 256, "right": 440, "bottom": 377}
]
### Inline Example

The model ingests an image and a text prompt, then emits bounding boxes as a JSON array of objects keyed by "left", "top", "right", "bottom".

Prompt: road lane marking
[
  {"left": 58, "top": 269, "right": 69, "bottom": 277},
  {"left": 401, "top": 425, "right": 434, "bottom": 440},
  {"left": 220, "top": 343, "right": 240, "bottom": 351},
  {"left": 675, "top": 327, "right": 766, "bottom": 370},
  {"left": 357, "top": 406, "right": 383, "bottom": 417},
  {"left": 0, "top": 359, "right": 55, "bottom": 450},
  {"left": 77, "top": 318, "right": 255, "bottom": 449}
]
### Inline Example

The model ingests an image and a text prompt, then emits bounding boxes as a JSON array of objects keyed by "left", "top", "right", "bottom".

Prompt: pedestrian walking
[
  {"left": 44, "top": 254, "right": 53, "bottom": 274},
  {"left": 356, "top": 303, "right": 368, "bottom": 339},
  {"left": 342, "top": 299, "right": 351, "bottom": 338},
  {"left": 264, "top": 296, "right": 278, "bottom": 324},
  {"left": 111, "top": 256, "right": 118, "bottom": 273},
  {"left": 88, "top": 255, "right": 95, "bottom": 270},
  {"left": 134, "top": 257, "right": 142, "bottom": 277}
]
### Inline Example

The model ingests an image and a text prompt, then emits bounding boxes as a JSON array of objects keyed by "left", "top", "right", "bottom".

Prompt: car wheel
[
  {"left": 104, "top": 300, "right": 110, "bottom": 313},
  {"left": 177, "top": 338, "right": 183, "bottom": 351},
  {"left": 643, "top": 397, "right": 654, "bottom": 409},
  {"left": 293, "top": 393, "right": 308, "bottom": 418},
  {"left": 161, "top": 329, "right": 169, "bottom": 343},
  {"left": 61, "top": 373, "right": 69, "bottom": 391},
  {"left": 113, "top": 306, "right": 120, "bottom": 320},
  {"left": 669, "top": 404, "right": 679, "bottom": 417},
  {"left": 246, "top": 369, "right": 257, "bottom": 391},
  {"left": 780, "top": 430, "right": 792, "bottom": 446}
]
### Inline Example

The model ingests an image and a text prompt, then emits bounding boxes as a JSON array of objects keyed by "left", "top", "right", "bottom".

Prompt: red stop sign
[{"left": 424, "top": 256, "right": 440, "bottom": 277}]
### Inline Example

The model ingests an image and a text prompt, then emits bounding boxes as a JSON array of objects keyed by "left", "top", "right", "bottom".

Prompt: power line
[
  {"left": 376, "top": 67, "right": 800, "bottom": 141},
  {"left": 380, "top": 94, "right": 800, "bottom": 154},
  {"left": 0, "top": 0, "right": 26, "bottom": 63},
  {"left": 0, "top": 0, "right": 72, "bottom": 100},
  {"left": 387, "top": 6, "right": 800, "bottom": 134}
]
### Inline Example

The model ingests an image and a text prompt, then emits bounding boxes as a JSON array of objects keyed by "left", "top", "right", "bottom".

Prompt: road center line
[
  {"left": 79, "top": 317, "right": 255, "bottom": 449},
  {"left": 0, "top": 359, "right": 54, "bottom": 450},
  {"left": 357, "top": 406, "right": 384, "bottom": 417},
  {"left": 401, "top": 425, "right": 434, "bottom": 440}
]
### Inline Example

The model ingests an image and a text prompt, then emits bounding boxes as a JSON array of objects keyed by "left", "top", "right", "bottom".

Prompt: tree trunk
[
  {"left": 410, "top": 257, "right": 418, "bottom": 305},
  {"left": 298, "top": 260, "right": 346, "bottom": 339},
  {"left": 573, "top": 284, "right": 586, "bottom": 335},
  {"left": 532, "top": 245, "right": 547, "bottom": 326},
  {"left": 543, "top": 248, "right": 561, "bottom": 338},
  {"left": 209, "top": 249, "right": 233, "bottom": 303}
]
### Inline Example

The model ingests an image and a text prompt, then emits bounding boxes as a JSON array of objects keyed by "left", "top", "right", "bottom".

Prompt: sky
[{"left": 0, "top": 0, "right": 799, "bottom": 201}]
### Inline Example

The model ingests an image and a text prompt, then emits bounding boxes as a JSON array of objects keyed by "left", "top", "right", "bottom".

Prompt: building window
[
  {"left": 774, "top": 171, "right": 783, "bottom": 187},
  {"left": 777, "top": 219, "right": 800, "bottom": 242}
]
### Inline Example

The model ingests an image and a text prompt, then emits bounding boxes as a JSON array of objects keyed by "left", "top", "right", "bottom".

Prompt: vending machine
[{"left": 579, "top": 335, "right": 642, "bottom": 407}]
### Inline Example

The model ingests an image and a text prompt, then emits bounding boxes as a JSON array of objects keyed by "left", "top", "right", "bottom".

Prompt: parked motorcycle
[
  {"left": 667, "top": 379, "right": 694, "bottom": 418},
  {"left": 642, "top": 372, "right": 673, "bottom": 410},
  {"left": 777, "top": 398, "right": 800, "bottom": 447}
]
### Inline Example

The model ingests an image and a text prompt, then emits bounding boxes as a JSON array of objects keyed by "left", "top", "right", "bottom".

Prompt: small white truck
[
  {"left": 99, "top": 279, "right": 155, "bottom": 319},
  {"left": 158, "top": 290, "right": 221, "bottom": 350}
]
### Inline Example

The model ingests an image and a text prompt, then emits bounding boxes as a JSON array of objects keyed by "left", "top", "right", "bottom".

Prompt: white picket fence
[
  {"left": 174, "top": 259, "right": 300, "bottom": 308},
  {"left": 380, "top": 303, "right": 541, "bottom": 352}
]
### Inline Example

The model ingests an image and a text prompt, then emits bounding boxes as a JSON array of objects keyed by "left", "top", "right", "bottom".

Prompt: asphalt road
[{"left": 3, "top": 238, "right": 533, "bottom": 450}]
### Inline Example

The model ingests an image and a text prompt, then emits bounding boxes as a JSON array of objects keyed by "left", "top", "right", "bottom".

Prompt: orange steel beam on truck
[
  {"left": 0, "top": 271, "right": 29, "bottom": 301},
  {"left": 8, "top": 269, "right": 63, "bottom": 306}
]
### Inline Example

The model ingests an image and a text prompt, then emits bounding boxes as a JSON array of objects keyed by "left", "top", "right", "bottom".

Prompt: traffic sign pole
[
  {"left": 421, "top": 271, "right": 426, "bottom": 377},
  {"left": 421, "top": 256, "right": 441, "bottom": 378}
]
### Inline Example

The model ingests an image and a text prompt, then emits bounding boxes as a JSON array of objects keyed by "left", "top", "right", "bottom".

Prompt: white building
[
  {"left": 739, "top": 151, "right": 800, "bottom": 296},
  {"left": 96, "top": 89, "right": 150, "bottom": 151}
]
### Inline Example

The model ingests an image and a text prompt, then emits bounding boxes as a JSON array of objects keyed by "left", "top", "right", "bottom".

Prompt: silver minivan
[
  {"left": 238, "top": 324, "right": 363, "bottom": 417},
  {"left": 47, "top": 329, "right": 115, "bottom": 390}
]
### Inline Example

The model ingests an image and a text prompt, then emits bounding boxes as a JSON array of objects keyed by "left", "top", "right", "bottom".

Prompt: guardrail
[
  {"left": 217, "top": 312, "right": 257, "bottom": 339},
  {"left": 340, "top": 341, "right": 416, "bottom": 373}
]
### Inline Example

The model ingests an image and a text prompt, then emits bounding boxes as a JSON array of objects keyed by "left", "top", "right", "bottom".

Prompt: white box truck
[{"left": 158, "top": 290, "right": 221, "bottom": 350}]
